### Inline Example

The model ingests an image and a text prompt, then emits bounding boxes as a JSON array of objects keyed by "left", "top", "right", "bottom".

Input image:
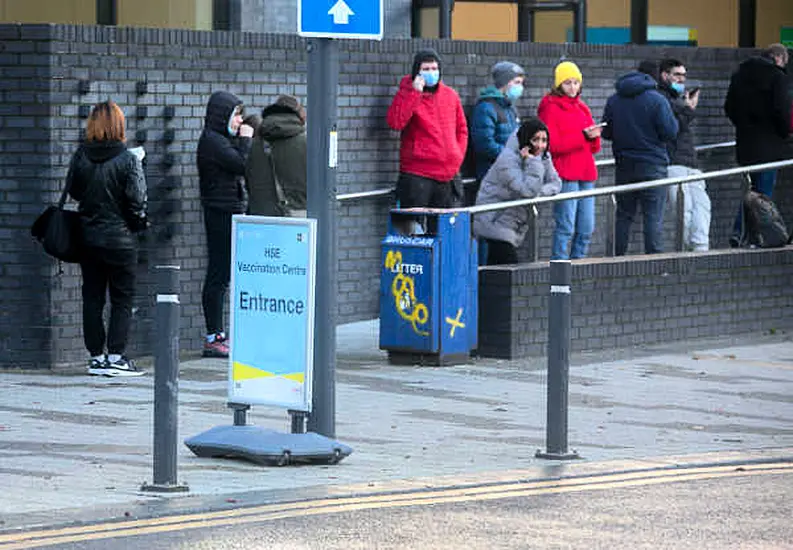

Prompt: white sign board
[{"left": 229, "top": 215, "right": 317, "bottom": 411}]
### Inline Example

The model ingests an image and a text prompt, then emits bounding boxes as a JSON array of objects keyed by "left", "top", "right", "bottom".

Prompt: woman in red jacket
[{"left": 538, "top": 61, "right": 602, "bottom": 259}]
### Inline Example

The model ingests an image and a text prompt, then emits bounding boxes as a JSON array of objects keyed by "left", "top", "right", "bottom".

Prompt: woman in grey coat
[{"left": 474, "top": 118, "right": 562, "bottom": 265}]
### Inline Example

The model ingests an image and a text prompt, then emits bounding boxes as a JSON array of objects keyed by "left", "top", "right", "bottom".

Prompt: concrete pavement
[{"left": 1, "top": 320, "right": 792, "bottom": 531}]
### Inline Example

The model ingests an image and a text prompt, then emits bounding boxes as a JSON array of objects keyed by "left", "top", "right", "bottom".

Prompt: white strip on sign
[
  {"left": 550, "top": 285, "right": 571, "bottom": 295},
  {"left": 156, "top": 294, "right": 180, "bottom": 303},
  {"left": 328, "top": 130, "right": 338, "bottom": 168}
]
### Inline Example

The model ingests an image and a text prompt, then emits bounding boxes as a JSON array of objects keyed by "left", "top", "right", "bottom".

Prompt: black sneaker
[
  {"left": 88, "top": 357, "right": 108, "bottom": 376},
  {"left": 105, "top": 356, "right": 145, "bottom": 377}
]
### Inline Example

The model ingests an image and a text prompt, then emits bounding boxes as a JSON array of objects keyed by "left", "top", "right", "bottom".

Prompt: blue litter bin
[{"left": 379, "top": 209, "right": 478, "bottom": 365}]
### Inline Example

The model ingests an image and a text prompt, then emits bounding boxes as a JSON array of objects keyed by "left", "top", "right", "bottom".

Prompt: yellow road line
[{"left": 2, "top": 462, "right": 791, "bottom": 549}]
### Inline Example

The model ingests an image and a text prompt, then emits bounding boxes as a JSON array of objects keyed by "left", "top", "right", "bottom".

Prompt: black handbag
[{"left": 30, "top": 178, "right": 83, "bottom": 263}]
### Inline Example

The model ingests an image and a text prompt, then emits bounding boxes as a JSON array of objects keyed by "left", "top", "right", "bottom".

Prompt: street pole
[
  {"left": 517, "top": 2, "right": 534, "bottom": 42},
  {"left": 439, "top": 0, "right": 452, "bottom": 38},
  {"left": 142, "top": 265, "right": 188, "bottom": 492},
  {"left": 630, "top": 0, "right": 648, "bottom": 45},
  {"left": 573, "top": 0, "right": 587, "bottom": 43},
  {"left": 536, "top": 260, "right": 580, "bottom": 460},
  {"left": 305, "top": 37, "right": 339, "bottom": 438}
]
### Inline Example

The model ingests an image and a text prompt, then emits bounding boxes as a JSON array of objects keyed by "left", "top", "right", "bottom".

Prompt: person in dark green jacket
[{"left": 245, "top": 95, "right": 307, "bottom": 217}]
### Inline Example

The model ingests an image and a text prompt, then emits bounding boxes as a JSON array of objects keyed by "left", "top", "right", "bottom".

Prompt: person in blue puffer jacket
[
  {"left": 470, "top": 61, "right": 524, "bottom": 264},
  {"left": 471, "top": 61, "right": 525, "bottom": 182},
  {"left": 602, "top": 68, "right": 678, "bottom": 256}
]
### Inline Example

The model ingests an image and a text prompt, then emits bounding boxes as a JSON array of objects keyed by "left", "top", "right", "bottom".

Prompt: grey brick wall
[
  {"left": 478, "top": 248, "right": 793, "bottom": 359},
  {"left": 0, "top": 25, "right": 58, "bottom": 369},
  {"left": 0, "top": 23, "right": 790, "bottom": 369}
]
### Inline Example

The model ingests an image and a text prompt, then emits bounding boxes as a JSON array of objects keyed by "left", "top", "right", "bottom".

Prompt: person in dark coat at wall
[
  {"left": 724, "top": 43, "right": 791, "bottom": 247},
  {"left": 246, "top": 95, "right": 307, "bottom": 217},
  {"left": 602, "top": 67, "right": 679, "bottom": 256},
  {"left": 197, "top": 91, "right": 254, "bottom": 358},
  {"left": 67, "top": 100, "right": 148, "bottom": 377}
]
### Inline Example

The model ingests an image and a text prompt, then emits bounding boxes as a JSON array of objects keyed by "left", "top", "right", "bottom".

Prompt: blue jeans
[
  {"left": 732, "top": 170, "right": 777, "bottom": 241},
  {"left": 614, "top": 161, "right": 668, "bottom": 256},
  {"left": 552, "top": 180, "right": 595, "bottom": 260}
]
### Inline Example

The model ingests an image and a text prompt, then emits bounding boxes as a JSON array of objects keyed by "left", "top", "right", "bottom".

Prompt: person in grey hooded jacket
[{"left": 474, "top": 118, "right": 562, "bottom": 265}]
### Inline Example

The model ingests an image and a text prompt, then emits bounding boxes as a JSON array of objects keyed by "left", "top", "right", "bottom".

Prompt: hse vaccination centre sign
[{"left": 229, "top": 215, "right": 317, "bottom": 412}]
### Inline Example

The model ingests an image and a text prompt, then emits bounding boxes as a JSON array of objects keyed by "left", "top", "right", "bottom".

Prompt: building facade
[{"left": 1, "top": 0, "right": 791, "bottom": 47}]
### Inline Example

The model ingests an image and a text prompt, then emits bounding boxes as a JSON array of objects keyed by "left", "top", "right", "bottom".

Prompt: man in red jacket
[{"left": 387, "top": 49, "right": 468, "bottom": 211}]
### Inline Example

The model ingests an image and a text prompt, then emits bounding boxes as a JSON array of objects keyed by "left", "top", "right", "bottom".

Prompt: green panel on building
[{"left": 782, "top": 27, "right": 793, "bottom": 48}]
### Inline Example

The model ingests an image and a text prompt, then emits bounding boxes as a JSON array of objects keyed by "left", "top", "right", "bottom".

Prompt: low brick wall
[{"left": 478, "top": 247, "right": 793, "bottom": 359}]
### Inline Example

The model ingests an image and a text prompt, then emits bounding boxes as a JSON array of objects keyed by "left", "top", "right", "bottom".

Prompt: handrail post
[
  {"left": 526, "top": 205, "right": 539, "bottom": 262},
  {"left": 675, "top": 183, "right": 686, "bottom": 252},
  {"left": 605, "top": 194, "right": 616, "bottom": 257}
]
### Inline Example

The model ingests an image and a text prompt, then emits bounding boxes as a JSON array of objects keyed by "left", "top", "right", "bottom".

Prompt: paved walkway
[{"left": 1, "top": 321, "right": 792, "bottom": 530}]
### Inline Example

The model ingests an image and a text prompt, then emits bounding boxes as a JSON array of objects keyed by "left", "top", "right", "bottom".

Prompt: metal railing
[
  {"left": 452, "top": 157, "right": 793, "bottom": 260},
  {"left": 334, "top": 140, "right": 737, "bottom": 202}
]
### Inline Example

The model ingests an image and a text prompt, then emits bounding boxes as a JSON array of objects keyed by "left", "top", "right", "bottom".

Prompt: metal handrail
[
  {"left": 394, "top": 157, "right": 793, "bottom": 259},
  {"left": 461, "top": 158, "right": 792, "bottom": 214},
  {"left": 335, "top": 140, "right": 737, "bottom": 201},
  {"left": 336, "top": 188, "right": 393, "bottom": 201},
  {"left": 593, "top": 140, "right": 736, "bottom": 168}
]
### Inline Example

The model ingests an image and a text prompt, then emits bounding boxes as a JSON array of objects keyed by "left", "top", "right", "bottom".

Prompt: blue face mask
[
  {"left": 227, "top": 109, "right": 239, "bottom": 136},
  {"left": 506, "top": 84, "right": 524, "bottom": 101},
  {"left": 420, "top": 70, "right": 440, "bottom": 87},
  {"left": 670, "top": 82, "right": 685, "bottom": 95}
]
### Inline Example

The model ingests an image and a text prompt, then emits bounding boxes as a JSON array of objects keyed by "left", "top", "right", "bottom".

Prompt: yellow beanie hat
[{"left": 555, "top": 61, "right": 583, "bottom": 88}]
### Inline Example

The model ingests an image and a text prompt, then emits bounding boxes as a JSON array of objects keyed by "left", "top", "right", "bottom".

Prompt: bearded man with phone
[{"left": 658, "top": 58, "right": 711, "bottom": 252}]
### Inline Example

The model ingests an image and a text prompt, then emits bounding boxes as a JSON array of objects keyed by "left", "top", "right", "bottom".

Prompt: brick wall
[
  {"left": 478, "top": 248, "right": 793, "bottom": 359},
  {"left": 0, "top": 23, "right": 791, "bottom": 368}
]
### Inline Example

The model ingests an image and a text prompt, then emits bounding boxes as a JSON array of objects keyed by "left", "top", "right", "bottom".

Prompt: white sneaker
[
  {"left": 88, "top": 357, "right": 108, "bottom": 376},
  {"left": 105, "top": 356, "right": 145, "bottom": 377}
]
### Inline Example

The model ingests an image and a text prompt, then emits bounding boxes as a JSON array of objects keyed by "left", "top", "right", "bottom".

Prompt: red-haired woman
[{"left": 67, "top": 101, "right": 148, "bottom": 377}]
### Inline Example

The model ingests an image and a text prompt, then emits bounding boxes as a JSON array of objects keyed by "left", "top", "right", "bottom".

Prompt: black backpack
[
  {"left": 741, "top": 190, "right": 791, "bottom": 248},
  {"left": 459, "top": 98, "right": 508, "bottom": 205}
]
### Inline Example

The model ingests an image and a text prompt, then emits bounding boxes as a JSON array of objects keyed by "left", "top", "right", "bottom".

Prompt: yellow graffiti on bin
[{"left": 385, "top": 250, "right": 429, "bottom": 336}]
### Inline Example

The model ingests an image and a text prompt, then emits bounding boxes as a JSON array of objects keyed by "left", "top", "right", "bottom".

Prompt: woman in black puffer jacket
[{"left": 67, "top": 101, "right": 148, "bottom": 377}]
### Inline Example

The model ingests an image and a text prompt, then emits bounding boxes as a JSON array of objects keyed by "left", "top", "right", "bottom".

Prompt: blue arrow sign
[{"left": 298, "top": 0, "right": 383, "bottom": 40}]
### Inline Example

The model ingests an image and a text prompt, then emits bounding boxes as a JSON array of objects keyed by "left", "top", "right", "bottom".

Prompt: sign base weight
[{"left": 185, "top": 425, "right": 353, "bottom": 466}]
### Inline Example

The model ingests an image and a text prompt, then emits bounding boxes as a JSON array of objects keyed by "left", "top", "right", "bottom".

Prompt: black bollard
[
  {"left": 141, "top": 265, "right": 189, "bottom": 492},
  {"left": 536, "top": 260, "right": 580, "bottom": 460}
]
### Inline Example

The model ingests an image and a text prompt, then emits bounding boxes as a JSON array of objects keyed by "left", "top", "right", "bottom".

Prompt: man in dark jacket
[
  {"left": 197, "top": 91, "right": 254, "bottom": 357},
  {"left": 724, "top": 44, "right": 791, "bottom": 246},
  {"left": 658, "top": 58, "right": 711, "bottom": 251},
  {"left": 245, "top": 95, "right": 307, "bottom": 217},
  {"left": 603, "top": 69, "right": 679, "bottom": 255}
]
